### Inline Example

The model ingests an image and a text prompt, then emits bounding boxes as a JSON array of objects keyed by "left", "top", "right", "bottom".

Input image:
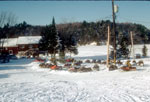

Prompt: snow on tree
[
  {"left": 142, "top": 45, "right": 148, "bottom": 57},
  {"left": 117, "top": 32, "right": 129, "bottom": 58}
]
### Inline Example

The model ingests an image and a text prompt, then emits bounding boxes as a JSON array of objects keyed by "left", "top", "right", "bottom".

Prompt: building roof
[
  {"left": 17, "top": 36, "right": 41, "bottom": 45},
  {"left": 2, "top": 38, "right": 18, "bottom": 47},
  {"left": 1, "top": 36, "right": 42, "bottom": 47}
]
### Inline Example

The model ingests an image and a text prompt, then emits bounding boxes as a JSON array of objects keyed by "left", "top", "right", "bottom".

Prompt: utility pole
[
  {"left": 112, "top": 0, "right": 116, "bottom": 65},
  {"left": 107, "top": 25, "right": 110, "bottom": 68},
  {"left": 130, "top": 31, "right": 135, "bottom": 59}
]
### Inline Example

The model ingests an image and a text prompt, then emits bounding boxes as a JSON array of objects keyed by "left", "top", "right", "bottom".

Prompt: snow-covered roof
[
  {"left": 0, "top": 36, "right": 42, "bottom": 47},
  {"left": 17, "top": 36, "right": 41, "bottom": 45},
  {"left": 2, "top": 38, "right": 18, "bottom": 47}
]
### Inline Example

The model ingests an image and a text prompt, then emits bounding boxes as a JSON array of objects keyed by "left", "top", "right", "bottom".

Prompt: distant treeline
[{"left": 2, "top": 20, "right": 150, "bottom": 45}]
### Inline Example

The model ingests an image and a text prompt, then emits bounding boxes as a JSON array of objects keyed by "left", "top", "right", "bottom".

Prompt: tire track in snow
[
  {"left": 0, "top": 81, "right": 89, "bottom": 102},
  {"left": 0, "top": 81, "right": 150, "bottom": 102},
  {"left": 118, "top": 93, "right": 142, "bottom": 102}
]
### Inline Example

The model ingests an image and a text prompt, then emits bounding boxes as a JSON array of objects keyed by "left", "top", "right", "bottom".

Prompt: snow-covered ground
[{"left": 1, "top": 45, "right": 150, "bottom": 102}]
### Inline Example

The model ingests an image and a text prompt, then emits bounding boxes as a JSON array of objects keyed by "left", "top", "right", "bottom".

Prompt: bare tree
[
  {"left": 0, "top": 11, "right": 17, "bottom": 50},
  {"left": 0, "top": 11, "right": 7, "bottom": 27},
  {"left": 7, "top": 12, "right": 17, "bottom": 26},
  {"left": 0, "top": 11, "right": 17, "bottom": 27}
]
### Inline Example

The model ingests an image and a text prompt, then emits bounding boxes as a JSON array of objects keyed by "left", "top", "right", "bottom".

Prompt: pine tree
[
  {"left": 39, "top": 17, "right": 60, "bottom": 65},
  {"left": 142, "top": 45, "right": 148, "bottom": 57},
  {"left": 67, "top": 34, "right": 78, "bottom": 57},
  {"left": 39, "top": 25, "right": 50, "bottom": 52},
  {"left": 58, "top": 32, "right": 66, "bottom": 63},
  {"left": 117, "top": 32, "right": 129, "bottom": 58},
  {"left": 59, "top": 46, "right": 65, "bottom": 63},
  {"left": 49, "top": 17, "right": 60, "bottom": 58}
]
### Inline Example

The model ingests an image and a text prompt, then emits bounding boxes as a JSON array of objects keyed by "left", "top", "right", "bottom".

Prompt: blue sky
[{"left": 0, "top": 1, "right": 150, "bottom": 28}]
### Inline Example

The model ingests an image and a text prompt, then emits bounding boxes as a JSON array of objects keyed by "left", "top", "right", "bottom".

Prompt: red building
[
  {"left": 1, "top": 38, "right": 18, "bottom": 55},
  {"left": 17, "top": 36, "right": 41, "bottom": 51},
  {"left": 0, "top": 36, "right": 41, "bottom": 56}
]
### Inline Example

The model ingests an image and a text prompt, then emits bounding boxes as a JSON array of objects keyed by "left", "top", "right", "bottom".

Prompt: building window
[{"left": 9, "top": 50, "right": 13, "bottom": 55}]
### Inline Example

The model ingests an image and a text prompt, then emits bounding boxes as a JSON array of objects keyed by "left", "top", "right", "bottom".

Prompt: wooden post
[
  {"left": 112, "top": 0, "right": 116, "bottom": 65},
  {"left": 130, "top": 31, "right": 135, "bottom": 59},
  {"left": 107, "top": 25, "right": 110, "bottom": 68}
]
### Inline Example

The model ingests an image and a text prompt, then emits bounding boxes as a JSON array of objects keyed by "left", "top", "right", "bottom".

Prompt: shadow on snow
[
  {"left": 0, "top": 74, "right": 9, "bottom": 79},
  {"left": 0, "top": 66, "right": 25, "bottom": 70}
]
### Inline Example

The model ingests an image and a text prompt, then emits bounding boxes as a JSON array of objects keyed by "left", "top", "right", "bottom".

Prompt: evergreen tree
[
  {"left": 39, "top": 17, "right": 60, "bottom": 64},
  {"left": 59, "top": 34, "right": 65, "bottom": 63},
  {"left": 117, "top": 32, "right": 129, "bottom": 58},
  {"left": 142, "top": 45, "right": 148, "bottom": 57},
  {"left": 67, "top": 34, "right": 78, "bottom": 57},
  {"left": 48, "top": 17, "right": 60, "bottom": 58},
  {"left": 39, "top": 25, "right": 50, "bottom": 51}
]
